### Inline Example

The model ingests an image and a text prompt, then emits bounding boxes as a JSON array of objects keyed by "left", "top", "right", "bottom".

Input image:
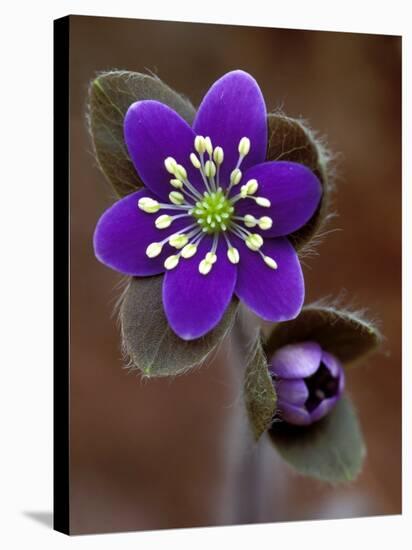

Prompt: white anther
[
  {"left": 175, "top": 164, "right": 187, "bottom": 181},
  {"left": 238, "top": 137, "right": 251, "bottom": 156},
  {"left": 258, "top": 216, "right": 273, "bottom": 230},
  {"left": 169, "top": 191, "right": 185, "bottom": 205},
  {"left": 164, "top": 255, "right": 180, "bottom": 270},
  {"left": 227, "top": 247, "right": 240, "bottom": 264},
  {"left": 256, "top": 197, "right": 271, "bottom": 208},
  {"left": 264, "top": 256, "right": 278, "bottom": 270},
  {"left": 213, "top": 146, "right": 224, "bottom": 165},
  {"left": 138, "top": 197, "right": 160, "bottom": 213},
  {"left": 181, "top": 243, "right": 198, "bottom": 259},
  {"left": 204, "top": 160, "right": 216, "bottom": 178},
  {"left": 205, "top": 252, "right": 217, "bottom": 264},
  {"left": 190, "top": 153, "right": 201, "bottom": 169},
  {"left": 146, "top": 242, "right": 163, "bottom": 258},
  {"left": 164, "top": 157, "right": 177, "bottom": 174},
  {"left": 169, "top": 233, "right": 189, "bottom": 249},
  {"left": 199, "top": 258, "right": 213, "bottom": 275},
  {"left": 244, "top": 179, "right": 258, "bottom": 195},
  {"left": 245, "top": 233, "right": 264, "bottom": 251},
  {"left": 170, "top": 178, "right": 183, "bottom": 189},
  {"left": 194, "top": 135, "right": 206, "bottom": 154},
  {"left": 155, "top": 214, "right": 172, "bottom": 229},
  {"left": 204, "top": 136, "right": 213, "bottom": 156},
  {"left": 244, "top": 214, "right": 257, "bottom": 228},
  {"left": 230, "top": 168, "right": 242, "bottom": 185}
]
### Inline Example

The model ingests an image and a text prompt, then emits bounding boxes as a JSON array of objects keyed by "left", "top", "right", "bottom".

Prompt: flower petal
[
  {"left": 93, "top": 190, "right": 188, "bottom": 276},
  {"left": 278, "top": 400, "right": 311, "bottom": 426},
  {"left": 162, "top": 237, "right": 237, "bottom": 340},
  {"left": 270, "top": 341, "right": 322, "bottom": 379},
  {"left": 321, "top": 350, "right": 342, "bottom": 378},
  {"left": 276, "top": 379, "right": 309, "bottom": 406},
  {"left": 309, "top": 396, "right": 339, "bottom": 424},
  {"left": 193, "top": 70, "right": 267, "bottom": 188},
  {"left": 235, "top": 161, "right": 322, "bottom": 237},
  {"left": 234, "top": 236, "right": 304, "bottom": 322},
  {"left": 124, "top": 100, "right": 202, "bottom": 200}
]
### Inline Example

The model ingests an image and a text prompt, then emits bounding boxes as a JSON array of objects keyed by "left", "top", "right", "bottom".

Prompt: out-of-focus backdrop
[{"left": 68, "top": 16, "right": 401, "bottom": 534}]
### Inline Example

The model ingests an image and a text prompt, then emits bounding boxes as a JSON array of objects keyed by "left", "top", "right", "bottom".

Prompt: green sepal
[
  {"left": 244, "top": 334, "right": 277, "bottom": 441},
  {"left": 266, "top": 113, "right": 331, "bottom": 252},
  {"left": 269, "top": 396, "right": 366, "bottom": 483},
  {"left": 264, "top": 304, "right": 382, "bottom": 365},
  {"left": 119, "top": 276, "right": 238, "bottom": 377},
  {"left": 88, "top": 71, "right": 195, "bottom": 197}
]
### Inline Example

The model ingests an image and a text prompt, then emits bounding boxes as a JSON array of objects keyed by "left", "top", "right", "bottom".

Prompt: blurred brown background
[{"left": 68, "top": 16, "right": 401, "bottom": 534}]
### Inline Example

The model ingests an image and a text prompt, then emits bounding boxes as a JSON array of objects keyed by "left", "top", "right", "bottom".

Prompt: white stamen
[
  {"left": 244, "top": 214, "right": 257, "bottom": 228},
  {"left": 245, "top": 233, "right": 264, "bottom": 251},
  {"left": 194, "top": 135, "right": 206, "bottom": 154},
  {"left": 264, "top": 256, "right": 278, "bottom": 269},
  {"left": 227, "top": 247, "right": 240, "bottom": 264},
  {"left": 169, "top": 233, "right": 189, "bottom": 249},
  {"left": 190, "top": 153, "right": 201, "bottom": 169},
  {"left": 199, "top": 258, "right": 212, "bottom": 275},
  {"left": 170, "top": 178, "right": 183, "bottom": 189},
  {"left": 204, "top": 136, "right": 213, "bottom": 156},
  {"left": 204, "top": 160, "right": 216, "bottom": 178},
  {"left": 164, "top": 255, "right": 180, "bottom": 270},
  {"left": 240, "top": 179, "right": 258, "bottom": 197},
  {"left": 181, "top": 243, "right": 198, "bottom": 258},
  {"left": 256, "top": 197, "right": 271, "bottom": 208},
  {"left": 169, "top": 191, "right": 185, "bottom": 205},
  {"left": 258, "top": 216, "right": 273, "bottom": 230},
  {"left": 175, "top": 164, "right": 187, "bottom": 181},
  {"left": 155, "top": 214, "right": 172, "bottom": 229},
  {"left": 230, "top": 168, "right": 242, "bottom": 186},
  {"left": 164, "top": 156, "right": 177, "bottom": 174},
  {"left": 238, "top": 137, "right": 251, "bottom": 157},
  {"left": 146, "top": 242, "right": 163, "bottom": 258},
  {"left": 138, "top": 197, "right": 160, "bottom": 213},
  {"left": 205, "top": 252, "right": 217, "bottom": 264},
  {"left": 213, "top": 146, "right": 224, "bottom": 165}
]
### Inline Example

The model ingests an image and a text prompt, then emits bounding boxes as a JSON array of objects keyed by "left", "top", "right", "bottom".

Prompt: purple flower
[
  {"left": 269, "top": 341, "right": 345, "bottom": 426},
  {"left": 93, "top": 71, "right": 322, "bottom": 340}
]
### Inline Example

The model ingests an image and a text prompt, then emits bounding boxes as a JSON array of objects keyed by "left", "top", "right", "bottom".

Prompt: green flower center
[{"left": 192, "top": 189, "right": 234, "bottom": 234}]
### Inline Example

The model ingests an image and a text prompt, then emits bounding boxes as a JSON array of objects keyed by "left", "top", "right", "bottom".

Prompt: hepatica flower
[
  {"left": 270, "top": 341, "right": 345, "bottom": 426},
  {"left": 94, "top": 71, "right": 322, "bottom": 340}
]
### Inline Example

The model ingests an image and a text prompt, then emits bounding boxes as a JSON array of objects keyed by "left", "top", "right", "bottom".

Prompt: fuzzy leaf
[
  {"left": 120, "top": 276, "right": 238, "bottom": 377},
  {"left": 88, "top": 71, "right": 196, "bottom": 197},
  {"left": 244, "top": 336, "right": 277, "bottom": 440},
  {"left": 269, "top": 396, "right": 365, "bottom": 483},
  {"left": 264, "top": 305, "right": 382, "bottom": 365},
  {"left": 266, "top": 114, "right": 330, "bottom": 252}
]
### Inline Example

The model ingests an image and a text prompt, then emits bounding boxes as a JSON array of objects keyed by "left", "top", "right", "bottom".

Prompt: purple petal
[
  {"left": 162, "top": 237, "right": 237, "bottom": 340},
  {"left": 235, "top": 161, "right": 322, "bottom": 237},
  {"left": 233, "top": 236, "right": 304, "bottom": 322},
  {"left": 321, "top": 350, "right": 342, "bottom": 379},
  {"left": 93, "top": 190, "right": 188, "bottom": 276},
  {"left": 124, "top": 101, "right": 203, "bottom": 201},
  {"left": 193, "top": 70, "right": 267, "bottom": 188},
  {"left": 309, "top": 396, "right": 339, "bottom": 423},
  {"left": 278, "top": 400, "right": 312, "bottom": 426},
  {"left": 276, "top": 379, "right": 309, "bottom": 406},
  {"left": 270, "top": 341, "right": 322, "bottom": 379}
]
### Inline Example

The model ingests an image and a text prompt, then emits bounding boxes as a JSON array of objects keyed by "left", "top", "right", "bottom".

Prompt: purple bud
[{"left": 269, "top": 341, "right": 345, "bottom": 426}]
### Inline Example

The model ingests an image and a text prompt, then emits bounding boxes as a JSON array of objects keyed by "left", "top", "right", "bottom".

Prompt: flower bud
[{"left": 269, "top": 341, "right": 345, "bottom": 426}]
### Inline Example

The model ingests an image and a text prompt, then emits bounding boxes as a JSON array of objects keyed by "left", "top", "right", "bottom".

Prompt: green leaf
[
  {"left": 119, "top": 276, "right": 238, "bottom": 377},
  {"left": 88, "top": 71, "right": 196, "bottom": 198},
  {"left": 269, "top": 396, "right": 366, "bottom": 483},
  {"left": 264, "top": 304, "right": 382, "bottom": 365},
  {"left": 244, "top": 336, "right": 277, "bottom": 441},
  {"left": 266, "top": 113, "right": 331, "bottom": 252}
]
